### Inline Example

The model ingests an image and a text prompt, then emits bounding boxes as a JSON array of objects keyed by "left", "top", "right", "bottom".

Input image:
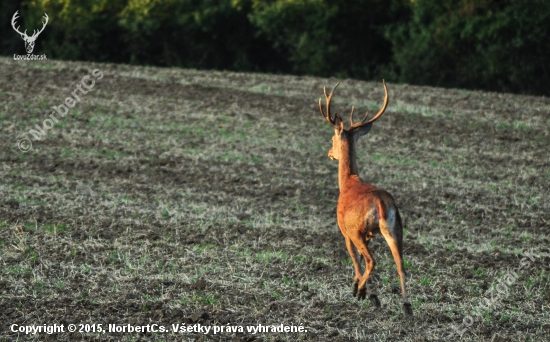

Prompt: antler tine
[
  {"left": 318, "top": 97, "right": 333, "bottom": 125},
  {"left": 32, "top": 13, "right": 48, "bottom": 38},
  {"left": 365, "top": 80, "right": 389, "bottom": 124},
  {"left": 349, "top": 106, "right": 356, "bottom": 126},
  {"left": 11, "top": 10, "right": 19, "bottom": 25},
  {"left": 349, "top": 80, "right": 389, "bottom": 130},
  {"left": 319, "top": 82, "right": 340, "bottom": 126},
  {"left": 11, "top": 11, "right": 25, "bottom": 36}
]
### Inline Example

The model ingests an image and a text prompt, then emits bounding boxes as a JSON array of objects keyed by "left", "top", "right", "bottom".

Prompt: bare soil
[{"left": 0, "top": 57, "right": 549, "bottom": 341}]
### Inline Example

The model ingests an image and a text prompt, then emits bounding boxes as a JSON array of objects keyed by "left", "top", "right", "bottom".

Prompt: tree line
[{"left": 2, "top": 0, "right": 549, "bottom": 96}]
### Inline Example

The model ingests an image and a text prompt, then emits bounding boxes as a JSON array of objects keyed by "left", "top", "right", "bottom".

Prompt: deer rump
[{"left": 338, "top": 187, "right": 402, "bottom": 242}]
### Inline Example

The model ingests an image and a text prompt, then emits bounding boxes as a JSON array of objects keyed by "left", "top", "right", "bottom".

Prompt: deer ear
[{"left": 353, "top": 123, "right": 373, "bottom": 142}]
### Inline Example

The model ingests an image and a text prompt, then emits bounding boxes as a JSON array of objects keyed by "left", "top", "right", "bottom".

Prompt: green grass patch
[{"left": 256, "top": 251, "right": 287, "bottom": 263}]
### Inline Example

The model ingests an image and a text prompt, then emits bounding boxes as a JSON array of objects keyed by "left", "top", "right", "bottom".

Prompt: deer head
[
  {"left": 319, "top": 81, "right": 388, "bottom": 161},
  {"left": 11, "top": 11, "right": 49, "bottom": 54}
]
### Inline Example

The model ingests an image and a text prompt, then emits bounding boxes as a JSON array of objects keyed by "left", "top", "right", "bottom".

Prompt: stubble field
[{"left": 0, "top": 57, "right": 549, "bottom": 341}]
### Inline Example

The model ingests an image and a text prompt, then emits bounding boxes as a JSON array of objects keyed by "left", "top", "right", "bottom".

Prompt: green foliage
[
  {"left": 11, "top": 0, "right": 280, "bottom": 70},
  {"left": 1, "top": 0, "right": 549, "bottom": 95},
  {"left": 117, "top": 0, "right": 277, "bottom": 70},
  {"left": 248, "top": 0, "right": 338, "bottom": 76},
  {"left": 385, "top": 0, "right": 550, "bottom": 95},
  {"left": 27, "top": 0, "right": 127, "bottom": 62},
  {"left": 249, "top": 0, "right": 409, "bottom": 78},
  {"left": 4, "top": 0, "right": 406, "bottom": 75}
]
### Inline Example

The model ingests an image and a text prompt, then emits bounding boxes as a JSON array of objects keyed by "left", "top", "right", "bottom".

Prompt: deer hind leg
[
  {"left": 379, "top": 212, "right": 412, "bottom": 315},
  {"left": 352, "top": 237, "right": 380, "bottom": 307},
  {"left": 344, "top": 237, "right": 362, "bottom": 296}
]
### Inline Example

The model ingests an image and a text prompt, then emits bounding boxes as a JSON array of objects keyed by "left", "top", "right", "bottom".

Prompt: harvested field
[{"left": 0, "top": 57, "right": 549, "bottom": 341}]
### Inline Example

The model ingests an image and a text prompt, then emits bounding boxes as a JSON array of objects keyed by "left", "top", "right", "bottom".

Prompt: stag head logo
[{"left": 11, "top": 11, "right": 48, "bottom": 54}]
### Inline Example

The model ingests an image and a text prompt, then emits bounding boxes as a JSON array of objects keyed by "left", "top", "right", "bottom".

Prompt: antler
[
  {"left": 30, "top": 13, "right": 48, "bottom": 38},
  {"left": 11, "top": 11, "right": 48, "bottom": 39},
  {"left": 11, "top": 11, "right": 26, "bottom": 37},
  {"left": 319, "top": 82, "right": 341, "bottom": 127},
  {"left": 348, "top": 80, "right": 389, "bottom": 131}
]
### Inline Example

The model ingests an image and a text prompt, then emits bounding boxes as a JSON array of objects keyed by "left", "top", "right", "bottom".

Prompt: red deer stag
[{"left": 319, "top": 80, "right": 412, "bottom": 315}]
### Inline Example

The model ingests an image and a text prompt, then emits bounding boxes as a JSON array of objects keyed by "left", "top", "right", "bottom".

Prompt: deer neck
[{"left": 338, "top": 137, "right": 359, "bottom": 191}]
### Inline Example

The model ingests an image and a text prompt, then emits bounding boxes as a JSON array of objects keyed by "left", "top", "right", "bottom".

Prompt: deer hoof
[
  {"left": 357, "top": 287, "right": 367, "bottom": 301},
  {"left": 403, "top": 303, "right": 413, "bottom": 315},
  {"left": 369, "top": 294, "right": 380, "bottom": 308},
  {"left": 352, "top": 282, "right": 359, "bottom": 296}
]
